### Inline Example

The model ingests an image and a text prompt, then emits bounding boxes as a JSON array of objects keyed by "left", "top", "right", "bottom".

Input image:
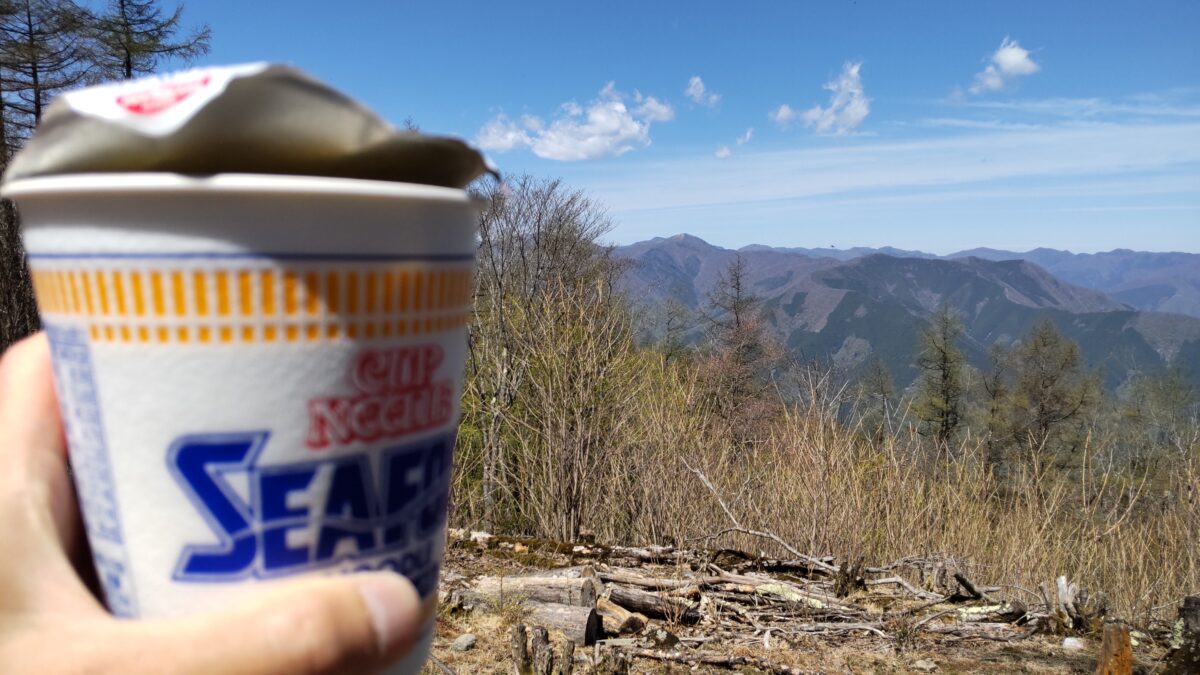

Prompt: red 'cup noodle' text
[{"left": 307, "top": 345, "right": 454, "bottom": 450}]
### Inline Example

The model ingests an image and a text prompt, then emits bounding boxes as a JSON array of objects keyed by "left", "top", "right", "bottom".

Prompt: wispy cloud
[
  {"left": 570, "top": 121, "right": 1200, "bottom": 213},
  {"left": 969, "top": 38, "right": 1039, "bottom": 94},
  {"left": 919, "top": 117, "right": 1045, "bottom": 131},
  {"left": 475, "top": 83, "right": 674, "bottom": 161},
  {"left": 714, "top": 146, "right": 732, "bottom": 159},
  {"left": 769, "top": 104, "right": 797, "bottom": 128},
  {"left": 773, "top": 62, "right": 870, "bottom": 134},
  {"left": 736, "top": 128, "right": 754, "bottom": 145},
  {"left": 956, "top": 96, "right": 1200, "bottom": 119},
  {"left": 685, "top": 75, "right": 720, "bottom": 107}
]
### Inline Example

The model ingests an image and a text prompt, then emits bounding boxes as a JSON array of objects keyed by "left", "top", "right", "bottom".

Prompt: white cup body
[{"left": 8, "top": 173, "right": 477, "bottom": 672}]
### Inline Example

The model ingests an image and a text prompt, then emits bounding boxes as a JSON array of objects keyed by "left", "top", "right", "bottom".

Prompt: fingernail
[{"left": 357, "top": 572, "right": 421, "bottom": 654}]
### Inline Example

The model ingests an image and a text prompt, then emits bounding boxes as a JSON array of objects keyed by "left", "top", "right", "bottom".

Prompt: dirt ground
[{"left": 421, "top": 544, "right": 1170, "bottom": 674}]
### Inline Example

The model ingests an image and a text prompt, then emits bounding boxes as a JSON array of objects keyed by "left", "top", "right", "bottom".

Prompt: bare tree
[
  {"left": 700, "top": 255, "right": 784, "bottom": 444},
  {"left": 460, "top": 175, "right": 623, "bottom": 536},
  {"left": 858, "top": 355, "right": 895, "bottom": 443}
]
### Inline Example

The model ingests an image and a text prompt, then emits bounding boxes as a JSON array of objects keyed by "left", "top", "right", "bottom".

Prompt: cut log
[
  {"left": 1095, "top": 623, "right": 1132, "bottom": 675},
  {"left": 599, "top": 567, "right": 717, "bottom": 591},
  {"left": 596, "top": 597, "right": 646, "bottom": 635},
  {"left": 473, "top": 576, "right": 597, "bottom": 607},
  {"left": 526, "top": 601, "right": 602, "bottom": 646},
  {"left": 608, "top": 585, "right": 700, "bottom": 624}
]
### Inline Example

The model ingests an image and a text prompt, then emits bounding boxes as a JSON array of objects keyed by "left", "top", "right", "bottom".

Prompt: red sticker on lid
[{"left": 115, "top": 76, "right": 212, "bottom": 115}]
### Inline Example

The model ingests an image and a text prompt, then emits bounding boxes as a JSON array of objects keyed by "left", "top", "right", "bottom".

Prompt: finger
[
  {"left": 138, "top": 572, "right": 429, "bottom": 675},
  {"left": 0, "top": 333, "right": 101, "bottom": 615}
]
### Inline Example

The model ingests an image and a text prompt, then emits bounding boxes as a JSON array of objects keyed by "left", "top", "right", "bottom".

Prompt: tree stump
[
  {"left": 1165, "top": 595, "right": 1200, "bottom": 675},
  {"left": 530, "top": 626, "right": 553, "bottom": 675},
  {"left": 557, "top": 640, "right": 575, "bottom": 675},
  {"left": 512, "top": 624, "right": 531, "bottom": 675},
  {"left": 1094, "top": 623, "right": 1132, "bottom": 675}
]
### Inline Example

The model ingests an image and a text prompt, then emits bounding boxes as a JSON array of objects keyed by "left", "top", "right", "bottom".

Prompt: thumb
[{"left": 144, "top": 572, "right": 428, "bottom": 675}]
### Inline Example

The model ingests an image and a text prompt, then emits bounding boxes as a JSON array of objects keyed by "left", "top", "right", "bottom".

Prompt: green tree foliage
[
  {"left": 912, "top": 306, "right": 967, "bottom": 445},
  {"left": 990, "top": 321, "right": 1098, "bottom": 466},
  {"left": 92, "top": 0, "right": 209, "bottom": 80}
]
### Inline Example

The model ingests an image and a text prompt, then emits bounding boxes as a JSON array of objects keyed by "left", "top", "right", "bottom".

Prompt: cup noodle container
[{"left": 7, "top": 172, "right": 478, "bottom": 673}]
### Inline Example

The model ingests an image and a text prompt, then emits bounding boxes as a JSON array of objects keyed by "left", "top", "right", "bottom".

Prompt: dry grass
[{"left": 454, "top": 352, "right": 1200, "bottom": 627}]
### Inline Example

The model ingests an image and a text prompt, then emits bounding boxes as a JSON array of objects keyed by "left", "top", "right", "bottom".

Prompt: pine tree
[
  {"left": 0, "top": 0, "right": 94, "bottom": 350},
  {"left": 0, "top": 0, "right": 94, "bottom": 135},
  {"left": 92, "top": 0, "right": 209, "bottom": 80},
  {"left": 1001, "top": 321, "right": 1098, "bottom": 461},
  {"left": 913, "top": 306, "right": 967, "bottom": 445}
]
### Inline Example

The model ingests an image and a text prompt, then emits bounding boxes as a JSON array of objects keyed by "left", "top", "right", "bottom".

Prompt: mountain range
[
  {"left": 742, "top": 242, "right": 1200, "bottom": 319},
  {"left": 616, "top": 235, "right": 1200, "bottom": 390}
]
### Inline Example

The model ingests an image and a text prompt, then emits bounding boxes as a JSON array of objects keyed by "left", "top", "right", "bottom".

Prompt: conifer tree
[
  {"left": 913, "top": 306, "right": 967, "bottom": 445},
  {"left": 92, "top": 0, "right": 209, "bottom": 80},
  {"left": 1005, "top": 321, "right": 1097, "bottom": 456}
]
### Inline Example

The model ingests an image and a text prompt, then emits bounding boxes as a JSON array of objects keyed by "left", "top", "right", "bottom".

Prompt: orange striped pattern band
[{"left": 29, "top": 262, "right": 473, "bottom": 345}]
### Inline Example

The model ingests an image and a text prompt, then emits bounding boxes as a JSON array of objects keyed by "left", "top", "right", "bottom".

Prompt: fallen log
[
  {"left": 595, "top": 597, "right": 646, "bottom": 635},
  {"left": 473, "top": 576, "right": 597, "bottom": 608},
  {"left": 525, "top": 601, "right": 602, "bottom": 646},
  {"left": 598, "top": 567, "right": 718, "bottom": 591},
  {"left": 608, "top": 585, "right": 700, "bottom": 624}
]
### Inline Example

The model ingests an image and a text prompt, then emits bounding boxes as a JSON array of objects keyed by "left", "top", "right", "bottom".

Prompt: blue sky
[{"left": 181, "top": 1, "right": 1198, "bottom": 253}]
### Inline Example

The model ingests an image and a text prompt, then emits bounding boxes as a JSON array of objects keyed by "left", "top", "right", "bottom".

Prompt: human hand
[{"left": 0, "top": 333, "right": 428, "bottom": 674}]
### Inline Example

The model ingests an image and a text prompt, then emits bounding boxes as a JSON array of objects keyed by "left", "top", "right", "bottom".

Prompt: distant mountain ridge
[
  {"left": 617, "top": 234, "right": 1200, "bottom": 389},
  {"left": 735, "top": 241, "right": 1200, "bottom": 319}
]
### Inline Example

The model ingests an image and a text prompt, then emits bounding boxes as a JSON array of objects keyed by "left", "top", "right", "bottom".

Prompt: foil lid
[{"left": 3, "top": 63, "right": 494, "bottom": 189}]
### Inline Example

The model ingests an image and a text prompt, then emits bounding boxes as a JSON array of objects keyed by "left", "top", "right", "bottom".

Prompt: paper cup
[{"left": 5, "top": 172, "right": 477, "bottom": 671}]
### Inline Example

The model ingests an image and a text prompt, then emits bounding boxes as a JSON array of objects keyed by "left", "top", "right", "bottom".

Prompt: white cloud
[
  {"left": 714, "top": 146, "right": 732, "bottom": 159},
  {"left": 970, "top": 38, "right": 1039, "bottom": 94},
  {"left": 475, "top": 82, "right": 675, "bottom": 161},
  {"left": 635, "top": 94, "right": 675, "bottom": 122},
  {"left": 800, "top": 61, "right": 870, "bottom": 135},
  {"left": 474, "top": 114, "right": 531, "bottom": 153},
  {"left": 769, "top": 104, "right": 797, "bottom": 127},
  {"left": 736, "top": 128, "right": 754, "bottom": 145},
  {"left": 685, "top": 76, "right": 720, "bottom": 107},
  {"left": 770, "top": 63, "right": 869, "bottom": 134}
]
